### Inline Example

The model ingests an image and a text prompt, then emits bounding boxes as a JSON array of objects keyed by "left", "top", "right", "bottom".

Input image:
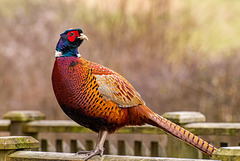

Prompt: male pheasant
[{"left": 52, "top": 28, "right": 218, "bottom": 160}]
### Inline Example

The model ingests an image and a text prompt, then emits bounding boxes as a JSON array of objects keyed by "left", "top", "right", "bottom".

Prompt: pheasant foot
[
  {"left": 76, "top": 130, "right": 108, "bottom": 161},
  {"left": 79, "top": 147, "right": 104, "bottom": 161}
]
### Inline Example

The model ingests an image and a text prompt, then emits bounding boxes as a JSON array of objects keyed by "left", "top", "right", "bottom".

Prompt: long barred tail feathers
[{"left": 149, "top": 113, "right": 218, "bottom": 156}]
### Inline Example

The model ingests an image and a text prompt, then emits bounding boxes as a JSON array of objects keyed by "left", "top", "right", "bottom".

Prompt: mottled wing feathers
[{"left": 88, "top": 61, "right": 145, "bottom": 107}]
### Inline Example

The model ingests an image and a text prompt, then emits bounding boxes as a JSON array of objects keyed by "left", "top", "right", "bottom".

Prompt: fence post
[
  {"left": 0, "top": 136, "right": 39, "bottom": 161},
  {"left": 212, "top": 147, "right": 240, "bottom": 160},
  {"left": 162, "top": 111, "right": 206, "bottom": 159},
  {"left": 4, "top": 111, "right": 45, "bottom": 139}
]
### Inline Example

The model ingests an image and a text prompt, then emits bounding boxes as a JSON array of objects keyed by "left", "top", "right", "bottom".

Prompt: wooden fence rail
[
  {"left": 0, "top": 110, "right": 240, "bottom": 160},
  {"left": 0, "top": 136, "right": 239, "bottom": 161},
  {"left": 0, "top": 136, "right": 216, "bottom": 161}
]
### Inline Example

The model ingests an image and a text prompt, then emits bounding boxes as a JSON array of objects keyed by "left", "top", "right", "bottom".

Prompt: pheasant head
[{"left": 55, "top": 28, "right": 88, "bottom": 57}]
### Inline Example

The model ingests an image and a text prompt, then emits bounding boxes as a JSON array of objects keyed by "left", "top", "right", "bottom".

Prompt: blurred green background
[{"left": 0, "top": 0, "right": 240, "bottom": 122}]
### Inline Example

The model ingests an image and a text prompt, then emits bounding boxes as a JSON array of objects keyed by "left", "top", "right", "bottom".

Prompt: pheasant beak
[{"left": 78, "top": 33, "right": 89, "bottom": 41}]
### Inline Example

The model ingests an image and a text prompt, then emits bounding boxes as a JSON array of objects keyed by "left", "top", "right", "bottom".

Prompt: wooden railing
[
  {"left": 0, "top": 110, "right": 240, "bottom": 160},
  {"left": 0, "top": 136, "right": 225, "bottom": 161}
]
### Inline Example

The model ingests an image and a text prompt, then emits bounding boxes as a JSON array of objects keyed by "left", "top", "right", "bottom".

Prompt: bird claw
[{"left": 76, "top": 147, "right": 105, "bottom": 161}]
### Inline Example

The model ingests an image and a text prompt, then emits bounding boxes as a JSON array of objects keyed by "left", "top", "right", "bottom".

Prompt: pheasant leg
[{"left": 76, "top": 130, "right": 108, "bottom": 161}]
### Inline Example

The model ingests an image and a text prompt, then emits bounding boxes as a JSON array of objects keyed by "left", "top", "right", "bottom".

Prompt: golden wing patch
[{"left": 88, "top": 61, "right": 145, "bottom": 107}]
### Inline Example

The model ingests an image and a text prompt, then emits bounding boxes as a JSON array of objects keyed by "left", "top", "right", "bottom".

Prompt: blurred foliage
[{"left": 0, "top": 0, "right": 240, "bottom": 122}]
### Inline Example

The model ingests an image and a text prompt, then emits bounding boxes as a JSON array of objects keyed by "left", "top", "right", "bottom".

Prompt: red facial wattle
[{"left": 67, "top": 31, "right": 80, "bottom": 42}]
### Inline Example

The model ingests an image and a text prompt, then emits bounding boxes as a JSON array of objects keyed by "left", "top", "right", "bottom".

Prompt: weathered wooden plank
[
  {"left": 212, "top": 147, "right": 240, "bottom": 161},
  {"left": 7, "top": 151, "right": 218, "bottom": 161},
  {"left": 24, "top": 120, "right": 165, "bottom": 134},
  {"left": 0, "top": 136, "right": 39, "bottom": 150},
  {"left": 4, "top": 111, "right": 45, "bottom": 122},
  {"left": 162, "top": 112, "right": 206, "bottom": 124},
  {"left": 118, "top": 125, "right": 165, "bottom": 134},
  {"left": 184, "top": 123, "right": 240, "bottom": 136},
  {"left": 0, "top": 136, "right": 39, "bottom": 161},
  {"left": 24, "top": 120, "right": 92, "bottom": 133},
  {"left": 24, "top": 120, "right": 240, "bottom": 136}
]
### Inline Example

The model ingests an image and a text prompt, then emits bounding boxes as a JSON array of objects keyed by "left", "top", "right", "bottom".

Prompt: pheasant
[{"left": 52, "top": 28, "right": 218, "bottom": 161}]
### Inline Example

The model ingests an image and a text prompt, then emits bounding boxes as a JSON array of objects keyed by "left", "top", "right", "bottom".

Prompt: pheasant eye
[{"left": 67, "top": 31, "right": 76, "bottom": 42}]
